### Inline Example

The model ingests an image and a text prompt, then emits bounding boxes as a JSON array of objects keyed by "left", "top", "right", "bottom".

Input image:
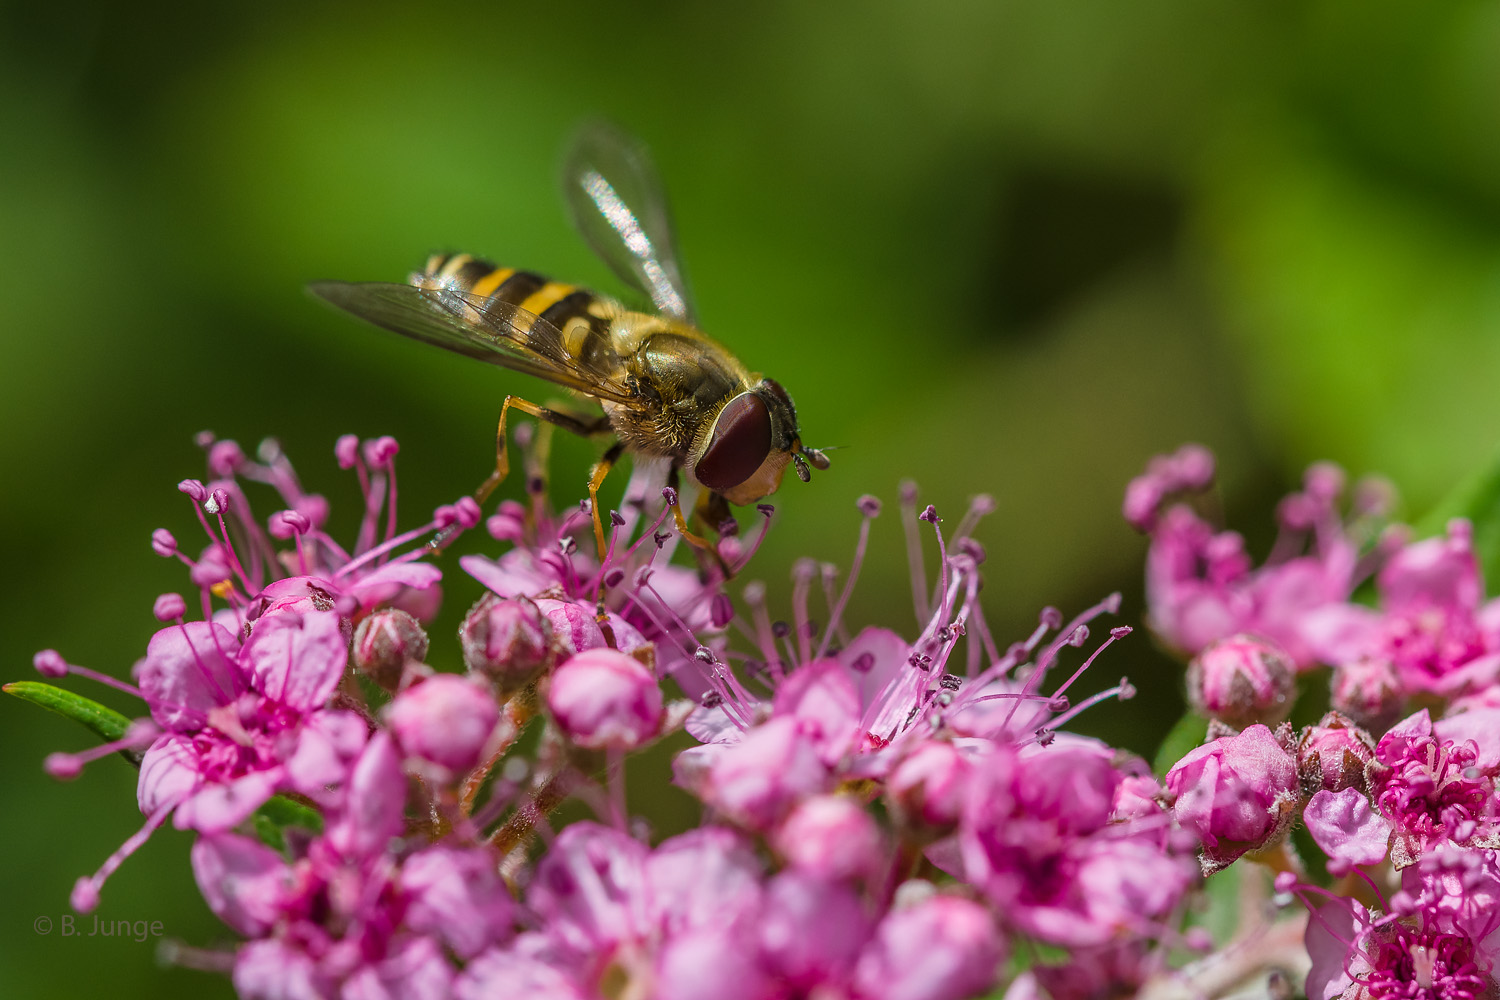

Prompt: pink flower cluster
[
  {"left": 1132, "top": 445, "right": 1500, "bottom": 1000},
  {"left": 26, "top": 434, "right": 1206, "bottom": 1000}
]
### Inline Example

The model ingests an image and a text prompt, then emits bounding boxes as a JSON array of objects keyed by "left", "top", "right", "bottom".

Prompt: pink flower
[
  {"left": 1164, "top": 723, "right": 1299, "bottom": 872},
  {"left": 385, "top": 673, "right": 500, "bottom": 779},
  {"left": 1129, "top": 452, "right": 1375, "bottom": 669},
  {"left": 1301, "top": 851, "right": 1500, "bottom": 1000},
  {"left": 1185, "top": 634, "right": 1295, "bottom": 728},
  {"left": 852, "top": 894, "right": 1006, "bottom": 1000},
  {"left": 772, "top": 794, "right": 885, "bottom": 882},
  {"left": 1298, "top": 711, "right": 1378, "bottom": 794},
  {"left": 194, "top": 734, "right": 512, "bottom": 996},
  {"left": 959, "top": 739, "right": 1197, "bottom": 946},
  {"left": 1370, "top": 709, "right": 1500, "bottom": 867},
  {"left": 1309, "top": 521, "right": 1500, "bottom": 702},
  {"left": 547, "top": 648, "right": 664, "bottom": 751}
]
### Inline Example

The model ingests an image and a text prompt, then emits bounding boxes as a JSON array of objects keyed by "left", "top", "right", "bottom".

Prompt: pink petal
[
  {"left": 190, "top": 833, "right": 290, "bottom": 936},
  {"left": 327, "top": 732, "right": 406, "bottom": 858},
  {"left": 1304, "top": 788, "right": 1391, "bottom": 870},
  {"left": 284, "top": 709, "right": 369, "bottom": 805},
  {"left": 138, "top": 622, "right": 246, "bottom": 731},
  {"left": 136, "top": 734, "right": 204, "bottom": 815},
  {"left": 173, "top": 766, "right": 283, "bottom": 833},
  {"left": 243, "top": 610, "right": 347, "bottom": 711}
]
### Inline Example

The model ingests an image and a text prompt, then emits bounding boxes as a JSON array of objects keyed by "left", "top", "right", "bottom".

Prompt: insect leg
[
  {"left": 476, "top": 396, "right": 611, "bottom": 503},
  {"left": 665, "top": 468, "right": 731, "bottom": 578},
  {"left": 588, "top": 441, "right": 626, "bottom": 560}
]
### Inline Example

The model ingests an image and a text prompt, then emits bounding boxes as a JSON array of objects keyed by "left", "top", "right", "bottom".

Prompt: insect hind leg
[{"left": 476, "top": 396, "right": 611, "bottom": 503}]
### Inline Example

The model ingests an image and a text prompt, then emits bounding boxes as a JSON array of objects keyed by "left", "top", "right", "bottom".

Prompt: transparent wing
[
  {"left": 309, "top": 281, "right": 637, "bottom": 404},
  {"left": 562, "top": 122, "right": 696, "bottom": 323}
]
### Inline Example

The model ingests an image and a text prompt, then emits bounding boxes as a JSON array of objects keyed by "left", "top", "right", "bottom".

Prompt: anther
[
  {"left": 771, "top": 620, "right": 790, "bottom": 639},
  {"left": 580, "top": 498, "right": 592, "bottom": 514},
  {"left": 938, "top": 674, "right": 961, "bottom": 691},
  {"left": 603, "top": 569, "right": 626, "bottom": 588},
  {"left": 919, "top": 504, "right": 941, "bottom": 524},
  {"left": 268, "top": 510, "right": 311, "bottom": 539},
  {"left": 208, "top": 440, "right": 246, "bottom": 478},
  {"left": 363, "top": 435, "right": 399, "bottom": 467},
  {"left": 937, "top": 626, "right": 954, "bottom": 643},
  {"left": 694, "top": 646, "right": 716, "bottom": 664},
  {"left": 204, "top": 489, "right": 230, "bottom": 515},
  {"left": 701, "top": 691, "right": 723, "bottom": 708},
  {"left": 33, "top": 649, "right": 68, "bottom": 678},
  {"left": 717, "top": 518, "right": 739, "bottom": 538},
  {"left": 194, "top": 430, "right": 216, "bottom": 449},
  {"left": 178, "top": 479, "right": 208, "bottom": 503},
  {"left": 653, "top": 531, "right": 670, "bottom": 548},
  {"left": 849, "top": 652, "right": 875, "bottom": 673},
  {"left": 899, "top": 481, "right": 918, "bottom": 504},
  {"left": 335, "top": 434, "right": 361, "bottom": 469},
  {"left": 857, "top": 494, "right": 883, "bottom": 518},
  {"left": 1117, "top": 677, "right": 1136, "bottom": 700},
  {"left": 1035, "top": 729, "right": 1056, "bottom": 747},
  {"left": 151, "top": 529, "right": 177, "bottom": 558},
  {"left": 256, "top": 438, "right": 283, "bottom": 464},
  {"left": 527, "top": 476, "right": 546, "bottom": 495},
  {"left": 661, "top": 487, "right": 679, "bottom": 506},
  {"left": 1110, "top": 626, "right": 1133, "bottom": 639},
  {"left": 610, "top": 510, "right": 626, "bottom": 527},
  {"left": 153, "top": 593, "right": 187, "bottom": 622},
  {"left": 756, "top": 504, "right": 774, "bottom": 518},
  {"left": 1067, "top": 625, "right": 1089, "bottom": 647},
  {"left": 454, "top": 497, "right": 482, "bottom": 528},
  {"left": 1102, "top": 592, "right": 1122, "bottom": 614},
  {"left": 1040, "top": 607, "right": 1063, "bottom": 629},
  {"left": 559, "top": 536, "right": 577, "bottom": 556}
]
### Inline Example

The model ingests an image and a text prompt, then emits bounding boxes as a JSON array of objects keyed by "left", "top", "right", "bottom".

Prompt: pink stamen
[{"left": 815, "top": 504, "right": 876, "bottom": 660}]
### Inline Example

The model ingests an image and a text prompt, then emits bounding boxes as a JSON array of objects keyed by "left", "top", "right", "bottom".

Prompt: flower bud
[
  {"left": 1165, "top": 723, "right": 1299, "bottom": 872},
  {"left": 1185, "top": 635, "right": 1295, "bottom": 728},
  {"left": 853, "top": 894, "right": 1006, "bottom": 1000},
  {"left": 701, "top": 717, "right": 830, "bottom": 830},
  {"left": 1330, "top": 657, "right": 1404, "bottom": 731},
  {"left": 1297, "top": 711, "right": 1377, "bottom": 795},
  {"left": 459, "top": 594, "right": 550, "bottom": 692},
  {"left": 886, "top": 741, "right": 972, "bottom": 833},
  {"left": 385, "top": 674, "right": 499, "bottom": 778},
  {"left": 773, "top": 795, "right": 883, "bottom": 882},
  {"left": 352, "top": 608, "right": 430, "bottom": 691},
  {"left": 547, "top": 648, "right": 663, "bottom": 751}
]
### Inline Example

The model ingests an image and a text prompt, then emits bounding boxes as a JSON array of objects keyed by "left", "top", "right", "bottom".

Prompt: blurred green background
[{"left": 6, "top": 0, "right": 1500, "bottom": 995}]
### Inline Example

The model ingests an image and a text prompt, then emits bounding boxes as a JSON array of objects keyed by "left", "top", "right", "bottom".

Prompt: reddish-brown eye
[{"left": 696, "top": 393, "right": 773, "bottom": 492}]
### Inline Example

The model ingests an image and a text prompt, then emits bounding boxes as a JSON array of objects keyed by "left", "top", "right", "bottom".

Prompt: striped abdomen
[
  {"left": 415, "top": 252, "right": 625, "bottom": 372},
  {"left": 417, "top": 252, "right": 614, "bottom": 331}
]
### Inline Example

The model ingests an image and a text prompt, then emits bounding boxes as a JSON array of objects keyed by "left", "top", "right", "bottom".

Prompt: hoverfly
[{"left": 310, "top": 124, "right": 828, "bottom": 565}]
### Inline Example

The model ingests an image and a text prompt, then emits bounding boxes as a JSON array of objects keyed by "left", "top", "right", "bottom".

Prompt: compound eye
[{"left": 696, "top": 392, "right": 773, "bottom": 492}]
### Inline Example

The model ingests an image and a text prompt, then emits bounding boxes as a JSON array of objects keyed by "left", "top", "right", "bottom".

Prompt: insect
[{"left": 310, "top": 123, "right": 828, "bottom": 565}]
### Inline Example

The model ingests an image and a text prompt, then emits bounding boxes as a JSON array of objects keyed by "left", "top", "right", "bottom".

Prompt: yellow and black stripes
[{"left": 419, "top": 253, "right": 618, "bottom": 370}]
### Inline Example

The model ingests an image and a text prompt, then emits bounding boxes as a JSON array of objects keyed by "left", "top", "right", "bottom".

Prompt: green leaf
[
  {"left": 4, "top": 680, "right": 133, "bottom": 745},
  {"left": 255, "top": 795, "right": 323, "bottom": 835},
  {"left": 251, "top": 797, "right": 324, "bottom": 850},
  {"left": 1416, "top": 447, "right": 1500, "bottom": 590},
  {"left": 1153, "top": 710, "right": 1209, "bottom": 777}
]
